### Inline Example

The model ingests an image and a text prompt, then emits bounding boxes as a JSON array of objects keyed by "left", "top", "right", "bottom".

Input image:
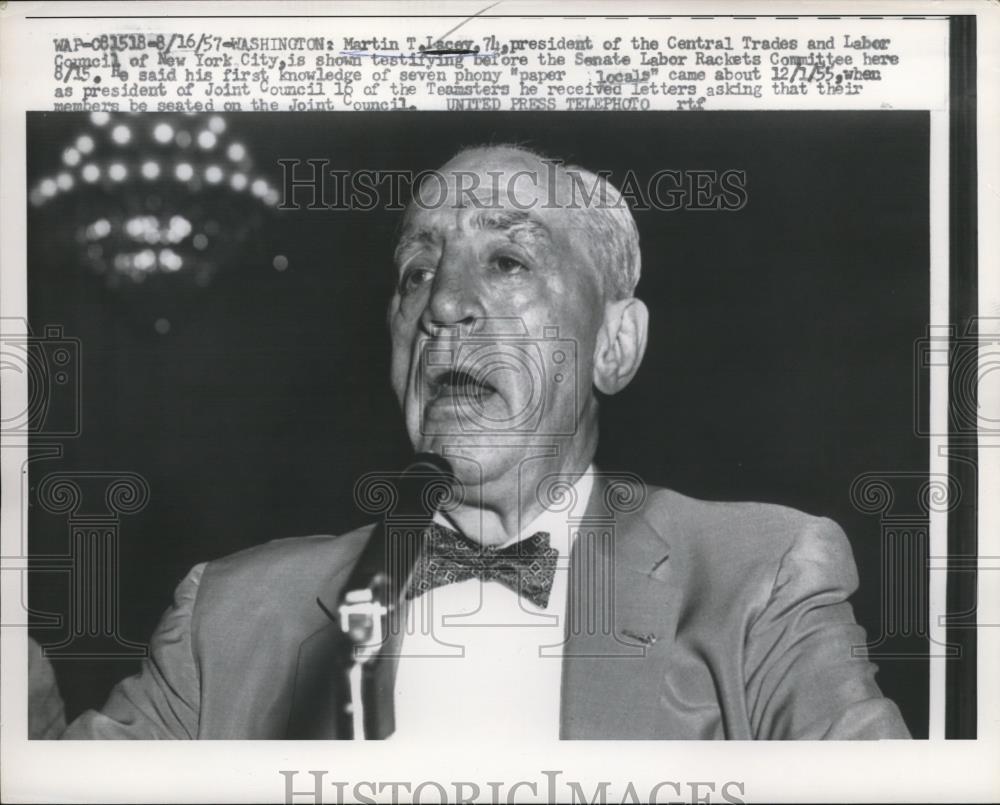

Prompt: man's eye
[
  {"left": 493, "top": 255, "right": 527, "bottom": 275},
  {"left": 400, "top": 267, "right": 433, "bottom": 294}
]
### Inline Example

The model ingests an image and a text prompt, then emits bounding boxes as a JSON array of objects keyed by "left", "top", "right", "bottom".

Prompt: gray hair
[{"left": 560, "top": 159, "right": 642, "bottom": 300}]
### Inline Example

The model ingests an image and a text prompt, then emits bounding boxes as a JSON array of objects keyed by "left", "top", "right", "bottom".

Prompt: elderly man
[{"left": 62, "top": 145, "right": 909, "bottom": 740}]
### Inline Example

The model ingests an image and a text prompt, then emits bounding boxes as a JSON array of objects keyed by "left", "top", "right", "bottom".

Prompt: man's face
[{"left": 388, "top": 150, "right": 605, "bottom": 490}]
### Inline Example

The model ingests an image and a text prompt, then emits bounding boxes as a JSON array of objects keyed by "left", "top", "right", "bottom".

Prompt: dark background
[{"left": 27, "top": 111, "right": 930, "bottom": 735}]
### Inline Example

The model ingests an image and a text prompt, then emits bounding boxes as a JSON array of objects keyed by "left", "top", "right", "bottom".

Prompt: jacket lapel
[
  {"left": 286, "top": 619, "right": 349, "bottom": 738},
  {"left": 560, "top": 475, "right": 681, "bottom": 738}
]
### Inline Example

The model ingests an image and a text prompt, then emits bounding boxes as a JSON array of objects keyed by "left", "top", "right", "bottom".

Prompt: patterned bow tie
[{"left": 406, "top": 523, "right": 558, "bottom": 609}]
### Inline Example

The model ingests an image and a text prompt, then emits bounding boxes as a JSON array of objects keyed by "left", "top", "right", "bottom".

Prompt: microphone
[
  {"left": 335, "top": 452, "right": 455, "bottom": 738},
  {"left": 340, "top": 452, "right": 454, "bottom": 625}
]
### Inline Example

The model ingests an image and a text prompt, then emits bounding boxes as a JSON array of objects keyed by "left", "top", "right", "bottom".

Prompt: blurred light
[
  {"left": 29, "top": 189, "right": 44, "bottom": 207},
  {"left": 168, "top": 215, "right": 192, "bottom": 239},
  {"left": 50, "top": 114, "right": 276, "bottom": 288},
  {"left": 111, "top": 124, "right": 132, "bottom": 145},
  {"left": 154, "top": 318, "right": 171, "bottom": 334},
  {"left": 116, "top": 214, "right": 197, "bottom": 246},
  {"left": 87, "top": 218, "right": 111, "bottom": 239},
  {"left": 125, "top": 217, "right": 144, "bottom": 238},
  {"left": 135, "top": 249, "right": 156, "bottom": 271},
  {"left": 159, "top": 249, "right": 183, "bottom": 272},
  {"left": 153, "top": 122, "right": 174, "bottom": 144}
]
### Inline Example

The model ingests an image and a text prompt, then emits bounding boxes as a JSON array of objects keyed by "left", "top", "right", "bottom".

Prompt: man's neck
[{"left": 441, "top": 457, "right": 595, "bottom": 546}]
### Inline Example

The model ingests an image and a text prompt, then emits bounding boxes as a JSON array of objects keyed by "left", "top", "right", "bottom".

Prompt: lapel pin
[
  {"left": 650, "top": 554, "right": 670, "bottom": 575},
  {"left": 623, "top": 630, "right": 658, "bottom": 646}
]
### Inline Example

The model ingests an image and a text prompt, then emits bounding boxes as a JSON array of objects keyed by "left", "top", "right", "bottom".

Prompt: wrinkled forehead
[
  {"left": 400, "top": 152, "right": 586, "bottom": 245},
  {"left": 395, "top": 208, "right": 556, "bottom": 267},
  {"left": 416, "top": 151, "right": 566, "bottom": 206}
]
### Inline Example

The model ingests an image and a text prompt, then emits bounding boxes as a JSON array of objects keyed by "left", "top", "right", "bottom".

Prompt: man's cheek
[
  {"left": 387, "top": 348, "right": 404, "bottom": 402},
  {"left": 503, "top": 288, "right": 543, "bottom": 319},
  {"left": 388, "top": 339, "right": 411, "bottom": 404},
  {"left": 389, "top": 310, "right": 415, "bottom": 352}
]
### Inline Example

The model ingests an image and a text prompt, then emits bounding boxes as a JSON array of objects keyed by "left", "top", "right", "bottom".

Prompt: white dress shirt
[{"left": 391, "top": 467, "right": 595, "bottom": 741}]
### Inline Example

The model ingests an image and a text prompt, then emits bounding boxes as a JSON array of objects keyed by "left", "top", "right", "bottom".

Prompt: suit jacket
[{"left": 62, "top": 481, "right": 910, "bottom": 740}]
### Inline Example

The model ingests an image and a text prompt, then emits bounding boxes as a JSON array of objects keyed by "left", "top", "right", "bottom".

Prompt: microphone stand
[
  {"left": 336, "top": 452, "right": 453, "bottom": 739},
  {"left": 338, "top": 576, "right": 388, "bottom": 740}
]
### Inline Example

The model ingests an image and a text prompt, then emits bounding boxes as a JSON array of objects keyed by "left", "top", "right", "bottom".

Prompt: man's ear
[{"left": 593, "top": 297, "right": 649, "bottom": 395}]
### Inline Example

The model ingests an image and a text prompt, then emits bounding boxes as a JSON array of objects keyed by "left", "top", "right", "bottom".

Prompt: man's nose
[{"left": 422, "top": 259, "right": 482, "bottom": 333}]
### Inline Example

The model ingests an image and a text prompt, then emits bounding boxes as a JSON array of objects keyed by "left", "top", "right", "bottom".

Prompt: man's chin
[
  {"left": 410, "top": 399, "right": 569, "bottom": 486},
  {"left": 414, "top": 434, "right": 564, "bottom": 493},
  {"left": 415, "top": 434, "right": 517, "bottom": 461}
]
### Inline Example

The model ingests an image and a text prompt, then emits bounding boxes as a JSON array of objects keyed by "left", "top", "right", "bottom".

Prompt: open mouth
[{"left": 430, "top": 368, "right": 499, "bottom": 403}]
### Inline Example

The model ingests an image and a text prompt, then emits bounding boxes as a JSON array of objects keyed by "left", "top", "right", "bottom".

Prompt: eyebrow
[
  {"left": 394, "top": 210, "right": 552, "bottom": 267},
  {"left": 469, "top": 209, "right": 551, "bottom": 243},
  {"left": 393, "top": 229, "right": 436, "bottom": 267}
]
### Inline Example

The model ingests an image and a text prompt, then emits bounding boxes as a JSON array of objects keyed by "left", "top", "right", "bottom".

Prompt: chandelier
[{"left": 30, "top": 112, "right": 282, "bottom": 289}]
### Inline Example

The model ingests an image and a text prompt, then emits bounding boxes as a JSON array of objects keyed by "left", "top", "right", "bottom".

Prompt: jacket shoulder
[
  {"left": 634, "top": 487, "right": 860, "bottom": 637},
  {"left": 640, "top": 486, "right": 853, "bottom": 579},
  {"left": 195, "top": 525, "right": 374, "bottom": 614}
]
